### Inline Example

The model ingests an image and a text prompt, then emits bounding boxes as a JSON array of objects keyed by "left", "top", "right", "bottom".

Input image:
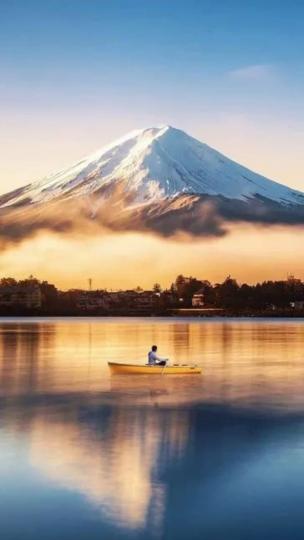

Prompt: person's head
[{"left": 152, "top": 345, "right": 157, "bottom": 352}]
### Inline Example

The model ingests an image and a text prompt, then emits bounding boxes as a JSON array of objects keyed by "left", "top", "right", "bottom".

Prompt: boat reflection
[
  {"left": 1, "top": 318, "right": 304, "bottom": 410},
  {"left": 1, "top": 319, "right": 304, "bottom": 538}
]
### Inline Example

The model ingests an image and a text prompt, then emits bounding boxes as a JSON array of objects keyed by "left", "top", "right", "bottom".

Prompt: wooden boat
[{"left": 108, "top": 362, "right": 202, "bottom": 375}]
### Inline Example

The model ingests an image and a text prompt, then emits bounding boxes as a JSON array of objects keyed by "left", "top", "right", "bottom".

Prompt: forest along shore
[{"left": 0, "top": 274, "right": 303, "bottom": 317}]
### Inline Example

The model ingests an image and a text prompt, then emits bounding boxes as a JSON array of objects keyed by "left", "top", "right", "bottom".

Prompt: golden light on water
[
  {"left": 1, "top": 319, "right": 304, "bottom": 535},
  {"left": 1, "top": 319, "right": 304, "bottom": 408}
]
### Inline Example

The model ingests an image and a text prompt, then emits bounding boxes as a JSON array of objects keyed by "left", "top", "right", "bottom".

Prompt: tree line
[
  {"left": 165, "top": 274, "right": 304, "bottom": 310},
  {"left": 0, "top": 274, "right": 303, "bottom": 314}
]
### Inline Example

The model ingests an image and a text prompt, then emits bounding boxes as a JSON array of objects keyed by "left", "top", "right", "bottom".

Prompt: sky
[
  {"left": 1, "top": 0, "right": 304, "bottom": 194},
  {"left": 1, "top": 0, "right": 304, "bottom": 287},
  {"left": 0, "top": 226, "right": 303, "bottom": 289}
]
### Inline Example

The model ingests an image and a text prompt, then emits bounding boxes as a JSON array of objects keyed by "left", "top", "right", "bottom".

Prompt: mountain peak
[{"left": 0, "top": 125, "right": 303, "bottom": 209}]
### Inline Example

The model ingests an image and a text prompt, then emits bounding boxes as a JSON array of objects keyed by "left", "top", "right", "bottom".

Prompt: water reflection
[
  {"left": 0, "top": 392, "right": 190, "bottom": 534},
  {"left": 1, "top": 318, "right": 304, "bottom": 539},
  {"left": 0, "top": 322, "right": 42, "bottom": 394},
  {"left": 2, "top": 392, "right": 304, "bottom": 539},
  {"left": 30, "top": 407, "right": 190, "bottom": 531},
  {"left": 0, "top": 318, "right": 303, "bottom": 408}
]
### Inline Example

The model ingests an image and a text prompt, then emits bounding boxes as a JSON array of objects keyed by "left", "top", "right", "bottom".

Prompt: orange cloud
[{"left": 0, "top": 224, "right": 303, "bottom": 289}]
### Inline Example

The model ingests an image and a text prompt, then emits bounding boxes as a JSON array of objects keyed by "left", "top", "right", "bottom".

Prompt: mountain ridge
[
  {"left": 0, "top": 125, "right": 304, "bottom": 246},
  {"left": 1, "top": 125, "right": 303, "bottom": 209}
]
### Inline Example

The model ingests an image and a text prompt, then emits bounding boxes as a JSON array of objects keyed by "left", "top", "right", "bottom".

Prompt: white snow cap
[{"left": 2, "top": 125, "right": 303, "bottom": 207}]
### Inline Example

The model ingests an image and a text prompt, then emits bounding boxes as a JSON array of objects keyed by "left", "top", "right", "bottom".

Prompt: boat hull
[{"left": 108, "top": 362, "right": 202, "bottom": 375}]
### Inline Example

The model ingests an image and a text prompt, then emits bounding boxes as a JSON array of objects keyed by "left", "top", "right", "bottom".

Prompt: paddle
[{"left": 161, "top": 359, "right": 169, "bottom": 375}]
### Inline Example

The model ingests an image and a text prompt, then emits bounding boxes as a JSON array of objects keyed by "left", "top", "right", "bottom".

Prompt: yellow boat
[{"left": 108, "top": 362, "right": 202, "bottom": 375}]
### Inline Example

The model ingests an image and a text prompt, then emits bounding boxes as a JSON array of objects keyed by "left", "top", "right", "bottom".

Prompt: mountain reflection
[
  {"left": 28, "top": 404, "right": 190, "bottom": 531},
  {"left": 2, "top": 393, "right": 304, "bottom": 539},
  {"left": 1, "top": 319, "right": 304, "bottom": 539}
]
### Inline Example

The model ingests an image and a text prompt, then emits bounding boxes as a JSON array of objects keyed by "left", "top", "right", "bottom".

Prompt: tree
[
  {"left": 172, "top": 275, "right": 207, "bottom": 306},
  {"left": 40, "top": 281, "right": 58, "bottom": 311},
  {"left": 215, "top": 276, "right": 240, "bottom": 309},
  {"left": 153, "top": 283, "right": 162, "bottom": 293},
  {"left": 0, "top": 277, "right": 17, "bottom": 287}
]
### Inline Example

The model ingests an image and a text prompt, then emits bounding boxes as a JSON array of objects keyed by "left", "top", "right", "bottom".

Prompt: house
[
  {"left": 192, "top": 288, "right": 205, "bottom": 308},
  {"left": 25, "top": 283, "right": 42, "bottom": 309},
  {"left": 75, "top": 291, "right": 110, "bottom": 311},
  {"left": 74, "top": 289, "right": 159, "bottom": 313},
  {"left": 0, "top": 282, "right": 42, "bottom": 309},
  {"left": 290, "top": 300, "right": 304, "bottom": 310},
  {"left": 112, "top": 290, "right": 159, "bottom": 312}
]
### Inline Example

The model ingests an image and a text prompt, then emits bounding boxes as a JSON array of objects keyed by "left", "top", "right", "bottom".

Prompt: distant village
[{"left": 0, "top": 274, "right": 303, "bottom": 317}]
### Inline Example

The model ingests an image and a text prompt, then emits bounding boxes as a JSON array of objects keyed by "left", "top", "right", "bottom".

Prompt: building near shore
[
  {"left": 73, "top": 289, "right": 160, "bottom": 314},
  {"left": 0, "top": 282, "right": 42, "bottom": 309},
  {"left": 192, "top": 289, "right": 205, "bottom": 308},
  {"left": 75, "top": 291, "right": 110, "bottom": 311},
  {"left": 290, "top": 300, "right": 304, "bottom": 310}
]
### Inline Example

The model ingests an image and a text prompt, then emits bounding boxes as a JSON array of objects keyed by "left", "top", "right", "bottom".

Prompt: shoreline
[{"left": 0, "top": 312, "right": 304, "bottom": 319}]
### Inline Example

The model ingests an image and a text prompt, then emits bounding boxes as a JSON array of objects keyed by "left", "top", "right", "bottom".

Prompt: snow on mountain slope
[{"left": 1, "top": 125, "right": 303, "bottom": 209}]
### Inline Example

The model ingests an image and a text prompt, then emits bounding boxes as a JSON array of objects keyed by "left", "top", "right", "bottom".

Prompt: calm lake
[{"left": 1, "top": 317, "right": 304, "bottom": 539}]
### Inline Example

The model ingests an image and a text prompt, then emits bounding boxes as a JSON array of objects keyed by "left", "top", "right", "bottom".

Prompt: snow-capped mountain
[
  {"left": 0, "top": 125, "right": 304, "bottom": 242},
  {"left": 1, "top": 125, "right": 304, "bottom": 208}
]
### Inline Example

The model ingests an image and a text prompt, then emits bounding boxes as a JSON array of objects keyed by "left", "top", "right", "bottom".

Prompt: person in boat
[{"left": 148, "top": 345, "right": 168, "bottom": 366}]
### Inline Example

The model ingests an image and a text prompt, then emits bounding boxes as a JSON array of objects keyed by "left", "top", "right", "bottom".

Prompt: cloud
[
  {"left": 228, "top": 64, "right": 276, "bottom": 82},
  {"left": 1, "top": 189, "right": 304, "bottom": 256},
  {"left": 0, "top": 194, "right": 227, "bottom": 252}
]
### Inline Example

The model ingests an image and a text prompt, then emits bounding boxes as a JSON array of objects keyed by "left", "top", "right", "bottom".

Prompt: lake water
[{"left": 1, "top": 317, "right": 304, "bottom": 539}]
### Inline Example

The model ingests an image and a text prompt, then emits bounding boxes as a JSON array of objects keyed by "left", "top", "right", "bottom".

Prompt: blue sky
[{"left": 1, "top": 0, "right": 304, "bottom": 192}]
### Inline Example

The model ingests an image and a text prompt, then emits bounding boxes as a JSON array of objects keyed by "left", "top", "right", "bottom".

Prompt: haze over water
[{"left": 1, "top": 317, "right": 304, "bottom": 539}]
